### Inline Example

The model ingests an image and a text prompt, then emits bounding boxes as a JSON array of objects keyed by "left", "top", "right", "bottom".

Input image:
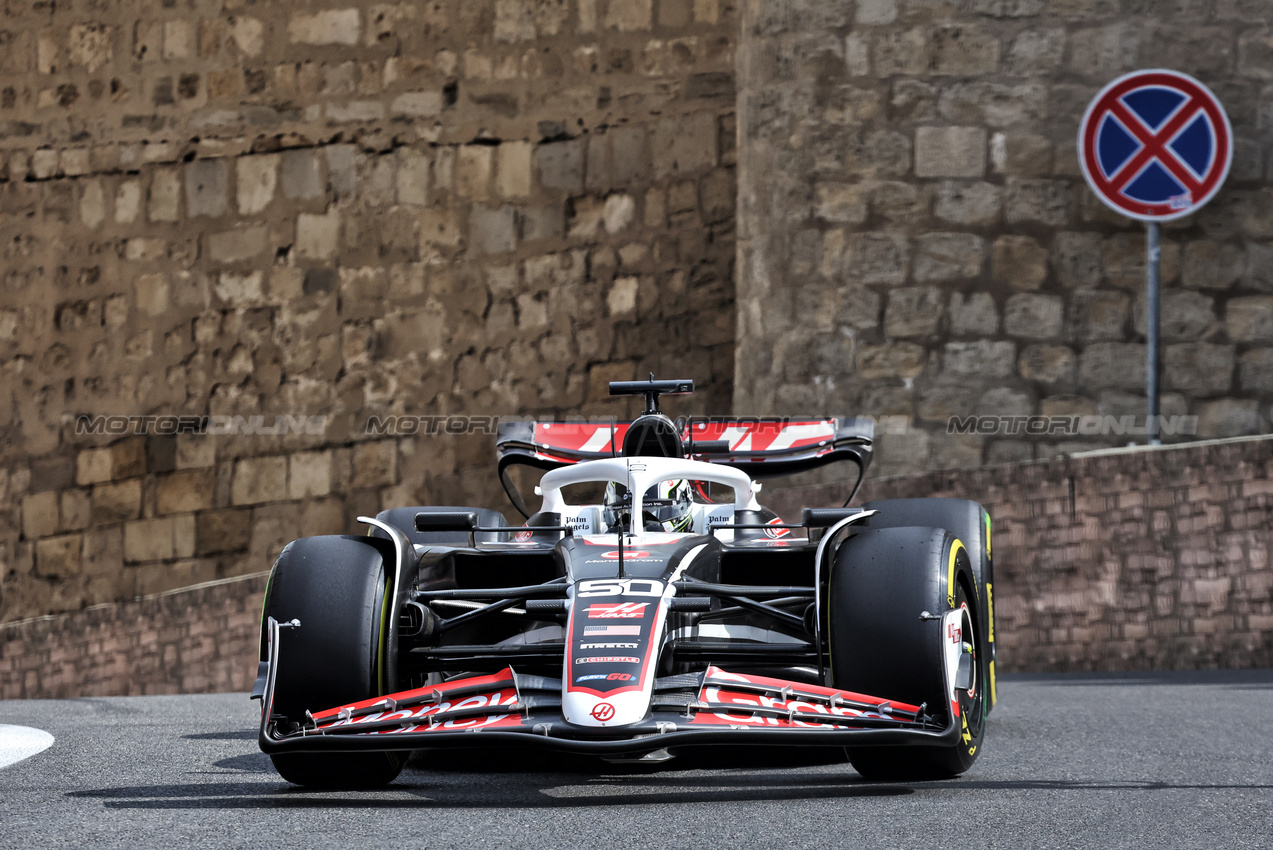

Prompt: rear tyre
[
  {"left": 863, "top": 498, "right": 996, "bottom": 711},
  {"left": 829, "top": 526, "right": 985, "bottom": 781},
  {"left": 262, "top": 535, "right": 406, "bottom": 788}
]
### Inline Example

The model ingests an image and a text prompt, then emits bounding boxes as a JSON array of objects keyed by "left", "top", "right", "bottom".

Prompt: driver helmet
[{"left": 603, "top": 479, "right": 694, "bottom": 533}]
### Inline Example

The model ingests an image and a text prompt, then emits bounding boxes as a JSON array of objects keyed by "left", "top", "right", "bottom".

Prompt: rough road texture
[
  {"left": 5, "top": 437, "right": 1273, "bottom": 698},
  {"left": 5, "top": 674, "right": 1273, "bottom": 849},
  {"left": 0, "top": 0, "right": 738, "bottom": 621},
  {"left": 736, "top": 0, "right": 1273, "bottom": 478}
]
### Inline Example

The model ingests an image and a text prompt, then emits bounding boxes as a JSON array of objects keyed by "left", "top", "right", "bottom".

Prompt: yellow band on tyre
[
  {"left": 376, "top": 575, "right": 393, "bottom": 695},
  {"left": 947, "top": 539, "right": 965, "bottom": 607},
  {"left": 987, "top": 582, "right": 995, "bottom": 643}
]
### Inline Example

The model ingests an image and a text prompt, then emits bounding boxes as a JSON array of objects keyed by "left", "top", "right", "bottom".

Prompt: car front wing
[{"left": 257, "top": 618, "right": 961, "bottom": 756}]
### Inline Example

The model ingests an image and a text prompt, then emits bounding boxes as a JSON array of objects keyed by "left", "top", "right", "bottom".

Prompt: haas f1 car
[{"left": 254, "top": 379, "right": 997, "bottom": 786}]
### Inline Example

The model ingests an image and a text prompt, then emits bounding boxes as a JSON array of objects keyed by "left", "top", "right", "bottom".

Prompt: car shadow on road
[
  {"left": 67, "top": 777, "right": 913, "bottom": 810},
  {"left": 413, "top": 744, "right": 852, "bottom": 774},
  {"left": 67, "top": 772, "right": 1273, "bottom": 811},
  {"left": 183, "top": 730, "right": 259, "bottom": 741},
  {"left": 67, "top": 743, "right": 919, "bottom": 808},
  {"left": 66, "top": 737, "right": 1273, "bottom": 811}
]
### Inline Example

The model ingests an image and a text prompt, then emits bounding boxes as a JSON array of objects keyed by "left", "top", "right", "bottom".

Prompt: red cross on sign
[{"left": 1078, "top": 69, "right": 1232, "bottom": 222}]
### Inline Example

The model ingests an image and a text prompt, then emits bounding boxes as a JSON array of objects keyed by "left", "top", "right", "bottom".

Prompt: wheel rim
[
  {"left": 955, "top": 586, "right": 984, "bottom": 753},
  {"left": 959, "top": 603, "right": 977, "bottom": 699}
]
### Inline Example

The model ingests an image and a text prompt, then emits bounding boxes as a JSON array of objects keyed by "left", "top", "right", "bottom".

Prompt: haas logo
[
  {"left": 590, "top": 703, "right": 616, "bottom": 722},
  {"left": 585, "top": 603, "right": 648, "bottom": 619}
]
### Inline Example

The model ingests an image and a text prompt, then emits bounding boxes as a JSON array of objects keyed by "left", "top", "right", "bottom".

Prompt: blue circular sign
[{"left": 1078, "top": 69, "right": 1232, "bottom": 222}]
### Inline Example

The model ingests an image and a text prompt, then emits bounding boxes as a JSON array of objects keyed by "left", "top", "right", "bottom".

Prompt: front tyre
[
  {"left": 862, "top": 498, "right": 996, "bottom": 712},
  {"left": 261, "top": 535, "right": 406, "bottom": 788},
  {"left": 829, "top": 526, "right": 986, "bottom": 780}
]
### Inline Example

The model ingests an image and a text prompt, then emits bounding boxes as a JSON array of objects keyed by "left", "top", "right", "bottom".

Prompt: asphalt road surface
[{"left": 1, "top": 670, "right": 1271, "bottom": 849}]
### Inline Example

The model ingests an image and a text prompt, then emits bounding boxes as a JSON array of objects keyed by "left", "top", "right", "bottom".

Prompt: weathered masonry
[
  {"left": 737, "top": 0, "right": 1273, "bottom": 476},
  {"left": 5, "top": 1, "right": 1273, "bottom": 625},
  {"left": 0, "top": 0, "right": 737, "bottom": 621}
]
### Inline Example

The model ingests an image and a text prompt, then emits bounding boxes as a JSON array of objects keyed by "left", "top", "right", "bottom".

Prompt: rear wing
[{"left": 496, "top": 417, "right": 873, "bottom": 516}]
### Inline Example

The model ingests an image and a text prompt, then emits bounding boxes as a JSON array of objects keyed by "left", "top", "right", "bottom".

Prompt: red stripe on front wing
[
  {"left": 692, "top": 687, "right": 907, "bottom": 728},
  {"left": 310, "top": 669, "right": 516, "bottom": 720},
  {"left": 703, "top": 666, "right": 922, "bottom": 713}
]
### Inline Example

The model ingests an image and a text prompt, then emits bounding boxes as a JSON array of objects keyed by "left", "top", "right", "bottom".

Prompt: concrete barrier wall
[
  {"left": 4, "top": 437, "right": 1272, "bottom": 698},
  {"left": 0, "top": 573, "right": 265, "bottom": 699}
]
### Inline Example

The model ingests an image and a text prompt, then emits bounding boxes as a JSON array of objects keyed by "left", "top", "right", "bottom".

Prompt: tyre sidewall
[
  {"left": 830, "top": 526, "right": 985, "bottom": 779},
  {"left": 260, "top": 535, "right": 406, "bottom": 788},
  {"left": 263, "top": 535, "right": 396, "bottom": 721},
  {"left": 863, "top": 498, "right": 996, "bottom": 711}
]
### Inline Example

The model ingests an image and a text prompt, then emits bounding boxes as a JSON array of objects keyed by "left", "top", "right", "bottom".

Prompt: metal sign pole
[
  {"left": 1079, "top": 70, "right": 1231, "bottom": 448},
  {"left": 1146, "top": 221, "right": 1161, "bottom": 446}
]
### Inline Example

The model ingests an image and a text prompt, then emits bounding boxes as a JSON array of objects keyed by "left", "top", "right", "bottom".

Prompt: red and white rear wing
[
  {"left": 495, "top": 417, "right": 872, "bottom": 517},
  {"left": 499, "top": 418, "right": 871, "bottom": 463},
  {"left": 496, "top": 417, "right": 873, "bottom": 513}
]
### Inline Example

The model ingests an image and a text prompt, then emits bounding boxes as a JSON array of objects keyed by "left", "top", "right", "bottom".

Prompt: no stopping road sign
[{"left": 1078, "top": 69, "right": 1232, "bottom": 222}]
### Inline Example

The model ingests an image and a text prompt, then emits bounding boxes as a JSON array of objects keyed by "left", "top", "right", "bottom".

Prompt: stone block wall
[
  {"left": 736, "top": 0, "right": 1273, "bottom": 478},
  {"left": 0, "top": 0, "right": 738, "bottom": 622}
]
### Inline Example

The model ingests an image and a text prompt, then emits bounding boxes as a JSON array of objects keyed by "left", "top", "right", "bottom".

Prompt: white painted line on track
[{"left": 0, "top": 725, "right": 54, "bottom": 769}]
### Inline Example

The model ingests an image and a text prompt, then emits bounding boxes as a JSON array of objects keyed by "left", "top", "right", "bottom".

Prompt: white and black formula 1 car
[{"left": 254, "top": 379, "right": 997, "bottom": 786}]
